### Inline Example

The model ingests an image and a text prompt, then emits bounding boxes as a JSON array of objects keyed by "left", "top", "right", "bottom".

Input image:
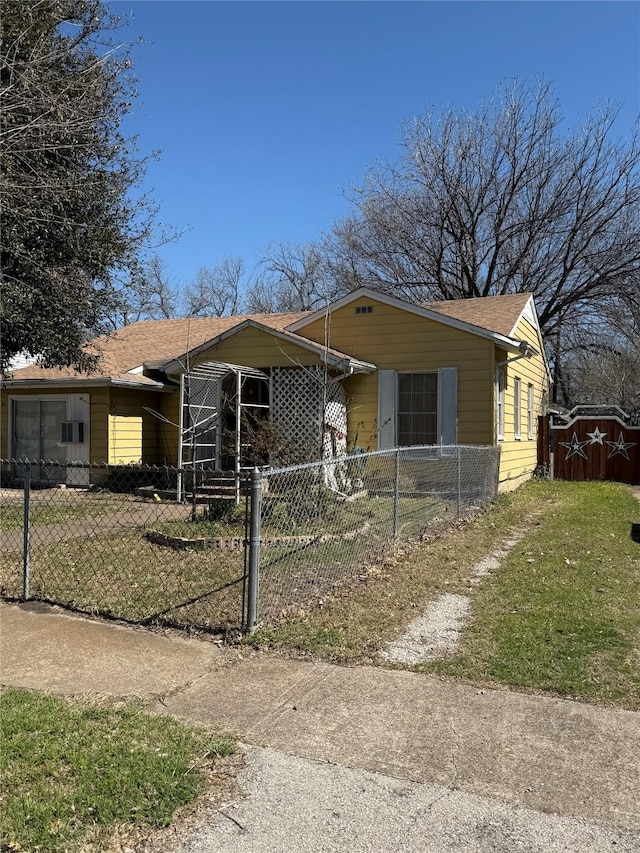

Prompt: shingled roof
[
  {"left": 4, "top": 289, "right": 538, "bottom": 385},
  {"left": 5, "top": 311, "right": 309, "bottom": 384},
  {"left": 424, "top": 292, "right": 534, "bottom": 338}
]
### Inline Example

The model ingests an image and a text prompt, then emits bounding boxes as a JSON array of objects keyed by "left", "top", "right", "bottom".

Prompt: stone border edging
[{"left": 146, "top": 521, "right": 371, "bottom": 551}]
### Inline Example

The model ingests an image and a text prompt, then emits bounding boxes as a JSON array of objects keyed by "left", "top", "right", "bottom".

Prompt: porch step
[{"left": 135, "top": 475, "right": 242, "bottom": 504}]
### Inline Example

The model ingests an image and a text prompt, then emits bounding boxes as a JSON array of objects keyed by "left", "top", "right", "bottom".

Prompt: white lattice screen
[{"left": 271, "top": 367, "right": 347, "bottom": 460}]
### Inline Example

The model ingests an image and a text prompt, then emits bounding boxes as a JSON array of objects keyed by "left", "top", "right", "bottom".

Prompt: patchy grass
[
  {"left": 250, "top": 480, "right": 640, "bottom": 707},
  {"left": 0, "top": 529, "right": 245, "bottom": 631},
  {"left": 427, "top": 481, "right": 640, "bottom": 707},
  {"left": 250, "top": 487, "right": 536, "bottom": 661},
  {"left": 0, "top": 687, "right": 236, "bottom": 853},
  {"left": 0, "top": 500, "right": 111, "bottom": 530}
]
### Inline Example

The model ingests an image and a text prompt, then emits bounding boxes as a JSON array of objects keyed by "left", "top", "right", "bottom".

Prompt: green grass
[
  {"left": 0, "top": 528, "right": 245, "bottom": 630},
  {"left": 250, "top": 480, "right": 640, "bottom": 707},
  {"left": 0, "top": 687, "right": 236, "bottom": 853},
  {"left": 0, "top": 500, "right": 109, "bottom": 530},
  {"left": 426, "top": 481, "right": 640, "bottom": 706}
]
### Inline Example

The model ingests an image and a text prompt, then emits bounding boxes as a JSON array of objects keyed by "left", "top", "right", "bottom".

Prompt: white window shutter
[
  {"left": 438, "top": 367, "right": 457, "bottom": 445},
  {"left": 377, "top": 370, "right": 397, "bottom": 449}
]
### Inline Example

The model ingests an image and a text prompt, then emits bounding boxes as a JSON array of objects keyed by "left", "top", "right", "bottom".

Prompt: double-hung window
[
  {"left": 397, "top": 373, "right": 438, "bottom": 446},
  {"left": 527, "top": 384, "right": 534, "bottom": 440},
  {"left": 378, "top": 368, "right": 457, "bottom": 449},
  {"left": 514, "top": 377, "right": 522, "bottom": 439}
]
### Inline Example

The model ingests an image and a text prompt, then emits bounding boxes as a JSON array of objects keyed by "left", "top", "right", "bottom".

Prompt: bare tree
[
  {"left": 327, "top": 81, "right": 640, "bottom": 351},
  {"left": 561, "top": 278, "right": 640, "bottom": 408},
  {"left": 184, "top": 258, "right": 243, "bottom": 317},
  {"left": 105, "top": 255, "right": 178, "bottom": 329},
  {"left": 244, "top": 241, "right": 334, "bottom": 313}
]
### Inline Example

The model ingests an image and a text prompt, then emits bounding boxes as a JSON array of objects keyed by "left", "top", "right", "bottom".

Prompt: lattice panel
[
  {"left": 271, "top": 368, "right": 347, "bottom": 461},
  {"left": 182, "top": 376, "right": 221, "bottom": 466}
]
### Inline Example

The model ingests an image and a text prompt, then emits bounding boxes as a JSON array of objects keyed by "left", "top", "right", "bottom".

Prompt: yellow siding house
[{"left": 1, "top": 288, "right": 550, "bottom": 490}]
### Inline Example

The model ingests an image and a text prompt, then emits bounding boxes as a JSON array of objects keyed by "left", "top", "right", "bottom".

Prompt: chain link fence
[
  {"left": 1, "top": 446, "right": 500, "bottom": 633},
  {"left": 0, "top": 461, "right": 249, "bottom": 632},
  {"left": 249, "top": 445, "right": 500, "bottom": 627}
]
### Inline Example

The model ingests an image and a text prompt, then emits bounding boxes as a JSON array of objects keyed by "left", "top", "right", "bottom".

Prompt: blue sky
[{"left": 109, "top": 1, "right": 639, "bottom": 290}]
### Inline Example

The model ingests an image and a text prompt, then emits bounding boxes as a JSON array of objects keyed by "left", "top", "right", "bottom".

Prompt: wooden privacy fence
[{"left": 538, "top": 406, "right": 640, "bottom": 484}]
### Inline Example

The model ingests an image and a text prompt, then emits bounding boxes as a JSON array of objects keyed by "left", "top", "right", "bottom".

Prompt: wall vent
[{"left": 355, "top": 305, "right": 373, "bottom": 314}]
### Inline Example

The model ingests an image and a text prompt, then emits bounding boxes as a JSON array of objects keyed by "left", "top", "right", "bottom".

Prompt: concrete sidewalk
[{"left": 2, "top": 601, "right": 639, "bottom": 848}]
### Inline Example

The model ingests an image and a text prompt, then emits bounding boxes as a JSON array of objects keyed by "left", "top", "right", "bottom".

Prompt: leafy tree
[
  {"left": 325, "top": 81, "right": 640, "bottom": 399},
  {"left": 1, "top": 0, "right": 161, "bottom": 372}
]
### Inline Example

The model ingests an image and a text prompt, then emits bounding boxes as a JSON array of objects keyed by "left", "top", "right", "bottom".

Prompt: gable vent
[{"left": 355, "top": 305, "right": 373, "bottom": 314}]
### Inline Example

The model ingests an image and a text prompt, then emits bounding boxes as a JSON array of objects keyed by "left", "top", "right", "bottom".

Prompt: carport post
[
  {"left": 246, "top": 467, "right": 262, "bottom": 634},
  {"left": 23, "top": 462, "right": 31, "bottom": 600}
]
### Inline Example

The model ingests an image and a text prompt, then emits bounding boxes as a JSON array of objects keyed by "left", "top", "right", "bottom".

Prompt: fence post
[
  {"left": 23, "top": 462, "right": 31, "bottom": 600},
  {"left": 393, "top": 448, "right": 400, "bottom": 545},
  {"left": 245, "top": 467, "right": 262, "bottom": 634},
  {"left": 456, "top": 447, "right": 462, "bottom": 517}
]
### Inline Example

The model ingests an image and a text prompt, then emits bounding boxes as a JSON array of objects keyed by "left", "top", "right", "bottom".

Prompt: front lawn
[
  {"left": 428, "top": 481, "right": 640, "bottom": 706},
  {"left": 251, "top": 480, "right": 640, "bottom": 708}
]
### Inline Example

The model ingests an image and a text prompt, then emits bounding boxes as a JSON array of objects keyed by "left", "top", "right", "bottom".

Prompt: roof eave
[
  {"left": 163, "top": 318, "right": 377, "bottom": 375},
  {"left": 1, "top": 377, "right": 172, "bottom": 392},
  {"left": 287, "top": 287, "right": 535, "bottom": 349}
]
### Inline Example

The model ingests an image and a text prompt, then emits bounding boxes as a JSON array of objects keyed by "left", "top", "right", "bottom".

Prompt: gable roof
[
  {"left": 3, "top": 288, "right": 543, "bottom": 388},
  {"left": 3, "top": 312, "right": 309, "bottom": 385},
  {"left": 161, "top": 317, "right": 375, "bottom": 376},
  {"left": 288, "top": 287, "right": 538, "bottom": 350},
  {"left": 425, "top": 292, "right": 536, "bottom": 338},
  {"left": 3, "top": 309, "right": 375, "bottom": 386}
]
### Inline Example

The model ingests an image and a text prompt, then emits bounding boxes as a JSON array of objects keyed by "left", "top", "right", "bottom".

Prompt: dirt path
[{"left": 381, "top": 524, "right": 531, "bottom": 665}]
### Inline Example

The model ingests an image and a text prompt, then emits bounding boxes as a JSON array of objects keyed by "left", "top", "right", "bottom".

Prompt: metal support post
[
  {"left": 246, "top": 467, "right": 262, "bottom": 634},
  {"left": 457, "top": 447, "right": 462, "bottom": 517},
  {"left": 23, "top": 463, "right": 31, "bottom": 600},
  {"left": 392, "top": 448, "right": 400, "bottom": 545}
]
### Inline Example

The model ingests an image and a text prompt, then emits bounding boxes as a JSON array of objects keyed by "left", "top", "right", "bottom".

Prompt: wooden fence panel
[{"left": 550, "top": 417, "right": 639, "bottom": 483}]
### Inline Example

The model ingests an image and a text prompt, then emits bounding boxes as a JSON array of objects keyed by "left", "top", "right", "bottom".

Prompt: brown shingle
[
  {"left": 7, "top": 312, "right": 309, "bottom": 382},
  {"left": 5, "top": 291, "right": 535, "bottom": 384},
  {"left": 424, "top": 292, "right": 533, "bottom": 337}
]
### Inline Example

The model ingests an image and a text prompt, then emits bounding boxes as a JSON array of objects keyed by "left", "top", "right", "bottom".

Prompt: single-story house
[{"left": 0, "top": 287, "right": 550, "bottom": 491}]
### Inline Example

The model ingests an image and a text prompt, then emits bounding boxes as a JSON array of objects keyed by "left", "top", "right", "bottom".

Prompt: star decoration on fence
[
  {"left": 605, "top": 432, "right": 636, "bottom": 460},
  {"left": 559, "top": 433, "right": 590, "bottom": 459},
  {"left": 587, "top": 427, "right": 607, "bottom": 445}
]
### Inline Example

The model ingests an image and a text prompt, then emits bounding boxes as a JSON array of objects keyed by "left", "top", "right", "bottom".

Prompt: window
[
  {"left": 497, "top": 368, "right": 505, "bottom": 441},
  {"left": 13, "top": 398, "right": 67, "bottom": 462},
  {"left": 514, "top": 377, "right": 522, "bottom": 439},
  {"left": 378, "top": 368, "right": 457, "bottom": 449},
  {"left": 527, "top": 384, "right": 534, "bottom": 440},
  {"left": 398, "top": 373, "right": 438, "bottom": 446}
]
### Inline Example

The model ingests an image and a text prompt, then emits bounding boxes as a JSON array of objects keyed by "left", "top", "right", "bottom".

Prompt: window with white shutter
[
  {"left": 378, "top": 367, "right": 457, "bottom": 448},
  {"left": 377, "top": 370, "right": 397, "bottom": 449}
]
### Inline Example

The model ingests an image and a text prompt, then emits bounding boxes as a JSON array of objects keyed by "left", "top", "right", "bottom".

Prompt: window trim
[
  {"left": 527, "top": 384, "right": 534, "bottom": 440},
  {"left": 497, "top": 368, "right": 505, "bottom": 441},
  {"left": 377, "top": 367, "right": 457, "bottom": 449},
  {"left": 514, "top": 377, "right": 522, "bottom": 440}
]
